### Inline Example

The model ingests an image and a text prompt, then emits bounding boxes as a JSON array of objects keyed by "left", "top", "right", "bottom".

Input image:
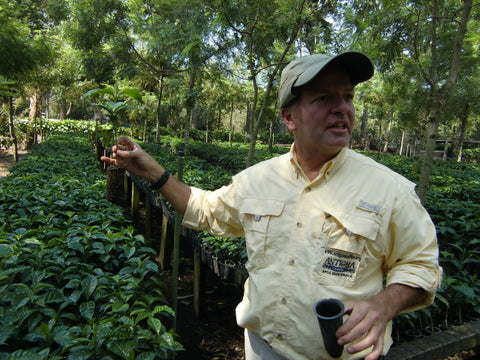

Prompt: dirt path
[{"left": 0, "top": 149, "right": 27, "bottom": 177}]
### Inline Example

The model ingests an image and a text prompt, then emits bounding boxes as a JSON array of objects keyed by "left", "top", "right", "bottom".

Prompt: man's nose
[{"left": 331, "top": 96, "right": 350, "bottom": 113}]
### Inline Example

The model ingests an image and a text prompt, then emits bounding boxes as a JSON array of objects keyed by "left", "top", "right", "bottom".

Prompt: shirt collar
[{"left": 288, "top": 144, "right": 348, "bottom": 183}]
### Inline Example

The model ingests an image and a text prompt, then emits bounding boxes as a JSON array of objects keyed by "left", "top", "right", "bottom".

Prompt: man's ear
[{"left": 281, "top": 107, "right": 296, "bottom": 132}]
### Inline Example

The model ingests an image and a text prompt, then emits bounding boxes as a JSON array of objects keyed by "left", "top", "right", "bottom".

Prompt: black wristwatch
[{"left": 150, "top": 170, "right": 170, "bottom": 190}]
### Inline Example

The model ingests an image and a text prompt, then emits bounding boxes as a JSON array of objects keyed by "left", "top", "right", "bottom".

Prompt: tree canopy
[{"left": 1, "top": 0, "right": 479, "bottom": 198}]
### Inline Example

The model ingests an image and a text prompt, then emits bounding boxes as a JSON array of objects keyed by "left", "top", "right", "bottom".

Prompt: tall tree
[
  {"left": 344, "top": 0, "right": 475, "bottom": 203},
  {"left": 415, "top": 0, "right": 473, "bottom": 203},
  {"left": 209, "top": 0, "right": 326, "bottom": 167},
  {"left": 66, "top": 0, "right": 128, "bottom": 84},
  {"left": 0, "top": 0, "right": 55, "bottom": 148}
]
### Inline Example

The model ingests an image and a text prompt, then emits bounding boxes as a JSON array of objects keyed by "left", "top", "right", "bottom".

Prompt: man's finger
[{"left": 117, "top": 136, "right": 134, "bottom": 149}]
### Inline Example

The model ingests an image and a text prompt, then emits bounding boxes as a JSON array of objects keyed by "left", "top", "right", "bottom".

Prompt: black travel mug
[{"left": 313, "top": 298, "right": 345, "bottom": 358}]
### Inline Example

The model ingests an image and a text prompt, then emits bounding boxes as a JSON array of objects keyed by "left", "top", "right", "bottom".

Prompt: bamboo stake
[
  {"left": 145, "top": 194, "right": 152, "bottom": 238},
  {"left": 172, "top": 145, "right": 185, "bottom": 332},
  {"left": 131, "top": 181, "right": 140, "bottom": 218},
  {"left": 158, "top": 213, "right": 168, "bottom": 269}
]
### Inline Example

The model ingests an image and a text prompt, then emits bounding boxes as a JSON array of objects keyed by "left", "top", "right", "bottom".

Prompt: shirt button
[
  {"left": 281, "top": 297, "right": 287, "bottom": 304},
  {"left": 288, "top": 259, "right": 295, "bottom": 266},
  {"left": 296, "top": 221, "right": 302, "bottom": 227},
  {"left": 306, "top": 187, "right": 312, "bottom": 192},
  {"left": 276, "top": 333, "right": 284, "bottom": 340}
]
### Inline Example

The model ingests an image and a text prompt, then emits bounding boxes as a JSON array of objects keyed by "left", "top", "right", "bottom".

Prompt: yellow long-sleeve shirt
[{"left": 183, "top": 146, "right": 441, "bottom": 360}]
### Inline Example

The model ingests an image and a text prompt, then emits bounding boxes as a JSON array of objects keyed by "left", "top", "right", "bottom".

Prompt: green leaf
[
  {"left": 0, "top": 244, "right": 13, "bottom": 257},
  {"left": 53, "top": 327, "right": 75, "bottom": 347},
  {"left": 81, "top": 275, "right": 98, "bottom": 299},
  {"left": 81, "top": 87, "right": 114, "bottom": 99},
  {"left": 109, "top": 341, "right": 135, "bottom": 360},
  {"left": 5, "top": 349, "right": 39, "bottom": 360},
  {"left": 147, "top": 318, "right": 163, "bottom": 334},
  {"left": 0, "top": 326, "right": 13, "bottom": 345},
  {"left": 124, "top": 246, "right": 136, "bottom": 259},
  {"left": 79, "top": 301, "right": 95, "bottom": 320},
  {"left": 152, "top": 305, "right": 175, "bottom": 317},
  {"left": 111, "top": 301, "right": 129, "bottom": 313},
  {"left": 67, "top": 345, "right": 91, "bottom": 360},
  {"left": 121, "top": 88, "right": 143, "bottom": 103},
  {"left": 135, "top": 353, "right": 156, "bottom": 360},
  {"left": 69, "top": 289, "right": 83, "bottom": 304}
]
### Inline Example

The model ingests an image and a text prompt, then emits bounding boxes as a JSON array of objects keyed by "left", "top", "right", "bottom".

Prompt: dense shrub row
[
  {"left": 0, "top": 134, "right": 182, "bottom": 360},
  {"left": 187, "top": 141, "right": 289, "bottom": 172}
]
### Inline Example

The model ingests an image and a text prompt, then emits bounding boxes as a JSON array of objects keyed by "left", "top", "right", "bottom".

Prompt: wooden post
[
  {"left": 172, "top": 145, "right": 185, "bottom": 332},
  {"left": 145, "top": 194, "right": 152, "bottom": 239},
  {"left": 158, "top": 213, "right": 168, "bottom": 270},
  {"left": 124, "top": 172, "right": 131, "bottom": 206},
  {"left": 131, "top": 181, "right": 140, "bottom": 218},
  {"left": 193, "top": 249, "right": 203, "bottom": 320}
]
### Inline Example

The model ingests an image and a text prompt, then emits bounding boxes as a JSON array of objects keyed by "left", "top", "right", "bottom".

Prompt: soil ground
[
  {"left": 170, "top": 251, "right": 245, "bottom": 360},
  {"left": 0, "top": 148, "right": 27, "bottom": 177}
]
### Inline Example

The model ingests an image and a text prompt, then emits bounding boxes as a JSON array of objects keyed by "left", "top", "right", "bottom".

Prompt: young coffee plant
[{"left": 0, "top": 134, "right": 183, "bottom": 359}]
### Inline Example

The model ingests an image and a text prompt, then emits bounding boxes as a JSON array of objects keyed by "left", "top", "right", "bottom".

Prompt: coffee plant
[{"left": 0, "top": 134, "right": 182, "bottom": 359}]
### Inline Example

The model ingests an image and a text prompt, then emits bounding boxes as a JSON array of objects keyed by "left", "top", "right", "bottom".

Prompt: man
[{"left": 102, "top": 51, "right": 441, "bottom": 360}]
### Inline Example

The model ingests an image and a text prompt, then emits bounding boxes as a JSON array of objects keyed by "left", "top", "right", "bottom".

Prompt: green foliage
[
  {"left": 462, "top": 148, "right": 480, "bottom": 163},
  {"left": 0, "top": 134, "right": 182, "bottom": 358},
  {"left": 200, "top": 232, "right": 247, "bottom": 265},
  {"left": 359, "top": 151, "right": 480, "bottom": 330},
  {"left": 188, "top": 141, "right": 289, "bottom": 171},
  {"left": 82, "top": 84, "right": 143, "bottom": 131}
]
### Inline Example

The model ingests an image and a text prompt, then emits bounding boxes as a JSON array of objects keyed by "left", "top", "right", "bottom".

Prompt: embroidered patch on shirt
[
  {"left": 322, "top": 249, "right": 360, "bottom": 275},
  {"left": 316, "top": 249, "right": 361, "bottom": 287},
  {"left": 357, "top": 200, "right": 381, "bottom": 214}
]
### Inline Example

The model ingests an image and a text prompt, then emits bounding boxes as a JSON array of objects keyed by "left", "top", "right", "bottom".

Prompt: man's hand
[
  {"left": 336, "top": 284, "right": 425, "bottom": 360},
  {"left": 101, "top": 136, "right": 163, "bottom": 183},
  {"left": 101, "top": 136, "right": 192, "bottom": 214}
]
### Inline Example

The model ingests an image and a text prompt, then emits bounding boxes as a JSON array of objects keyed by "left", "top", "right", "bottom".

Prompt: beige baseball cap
[{"left": 278, "top": 51, "right": 374, "bottom": 108}]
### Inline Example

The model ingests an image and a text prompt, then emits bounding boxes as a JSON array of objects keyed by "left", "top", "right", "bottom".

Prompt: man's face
[{"left": 282, "top": 65, "right": 355, "bottom": 159}]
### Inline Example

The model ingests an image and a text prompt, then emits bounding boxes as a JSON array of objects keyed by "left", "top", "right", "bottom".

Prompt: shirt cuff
[
  {"left": 386, "top": 264, "right": 443, "bottom": 312},
  {"left": 182, "top": 186, "right": 205, "bottom": 229}
]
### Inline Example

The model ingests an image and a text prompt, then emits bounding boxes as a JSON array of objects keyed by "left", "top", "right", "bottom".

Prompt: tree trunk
[
  {"left": 383, "top": 114, "right": 393, "bottom": 153},
  {"left": 454, "top": 111, "right": 468, "bottom": 162},
  {"left": 8, "top": 97, "right": 19, "bottom": 163},
  {"left": 229, "top": 98, "right": 234, "bottom": 146},
  {"left": 268, "top": 121, "right": 273, "bottom": 153},
  {"left": 416, "top": 0, "right": 472, "bottom": 204},
  {"left": 59, "top": 100, "right": 66, "bottom": 121},
  {"left": 442, "top": 140, "right": 449, "bottom": 161},
  {"left": 143, "top": 116, "right": 148, "bottom": 142},
  {"left": 26, "top": 90, "right": 42, "bottom": 150},
  {"left": 399, "top": 130, "right": 406, "bottom": 156},
  {"left": 245, "top": 100, "right": 252, "bottom": 135},
  {"left": 155, "top": 75, "right": 164, "bottom": 144},
  {"left": 360, "top": 106, "right": 368, "bottom": 147},
  {"left": 417, "top": 111, "right": 439, "bottom": 202}
]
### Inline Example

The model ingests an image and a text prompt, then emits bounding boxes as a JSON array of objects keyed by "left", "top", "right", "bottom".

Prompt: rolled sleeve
[
  {"left": 385, "top": 190, "right": 442, "bottom": 312},
  {"left": 182, "top": 185, "right": 245, "bottom": 238}
]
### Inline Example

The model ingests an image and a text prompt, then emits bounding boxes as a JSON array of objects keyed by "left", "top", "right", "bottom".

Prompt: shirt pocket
[
  {"left": 240, "top": 198, "right": 285, "bottom": 268},
  {"left": 314, "top": 210, "right": 380, "bottom": 288}
]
